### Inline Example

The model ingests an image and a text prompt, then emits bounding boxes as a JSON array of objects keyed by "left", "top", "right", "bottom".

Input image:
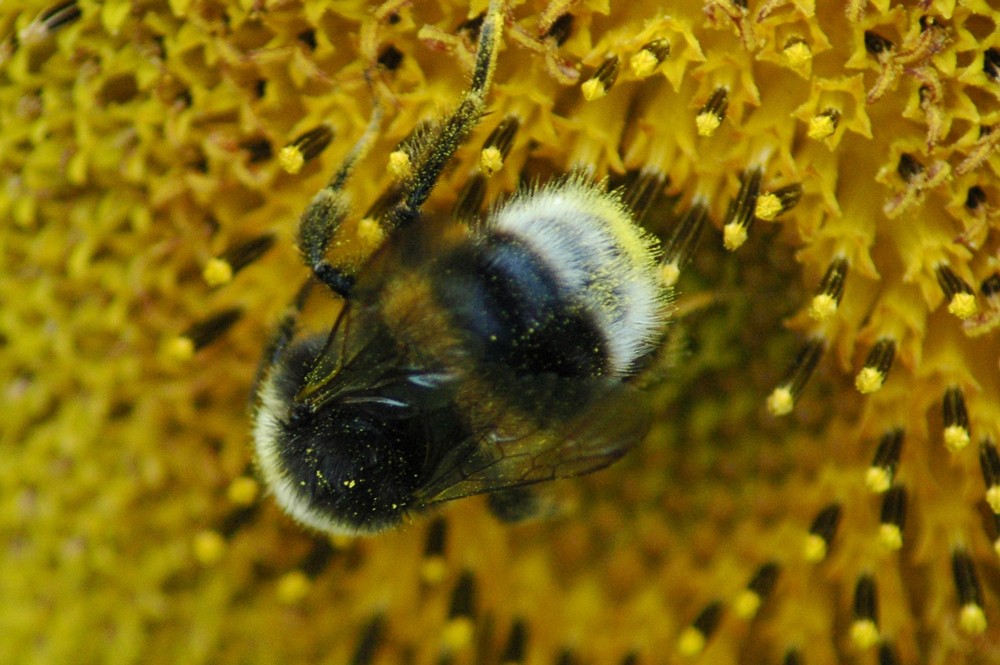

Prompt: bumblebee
[{"left": 252, "top": 0, "right": 674, "bottom": 535}]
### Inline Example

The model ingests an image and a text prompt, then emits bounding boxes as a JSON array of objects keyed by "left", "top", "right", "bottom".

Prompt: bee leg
[
  {"left": 381, "top": 0, "right": 505, "bottom": 234},
  {"left": 297, "top": 93, "right": 384, "bottom": 300}
]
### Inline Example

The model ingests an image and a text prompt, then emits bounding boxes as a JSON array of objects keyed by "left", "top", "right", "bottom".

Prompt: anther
[
  {"left": 455, "top": 173, "right": 488, "bottom": 222},
  {"left": 203, "top": 234, "right": 276, "bottom": 286},
  {"left": 377, "top": 44, "right": 404, "bottom": 71},
  {"left": 897, "top": 153, "right": 924, "bottom": 182},
  {"left": 630, "top": 39, "right": 670, "bottom": 77},
  {"left": 979, "top": 439, "right": 1000, "bottom": 514},
  {"left": 864, "top": 31, "right": 894, "bottom": 57},
  {"left": 545, "top": 14, "right": 574, "bottom": 46},
  {"left": 582, "top": 56, "right": 620, "bottom": 100},
  {"left": 879, "top": 642, "right": 900, "bottom": 665},
  {"left": 952, "top": 550, "right": 987, "bottom": 635},
  {"left": 421, "top": 517, "right": 449, "bottom": 585},
  {"left": 500, "top": 619, "right": 528, "bottom": 664},
  {"left": 982, "top": 274, "right": 1000, "bottom": 311},
  {"left": 660, "top": 201, "right": 707, "bottom": 287},
  {"left": 878, "top": 486, "right": 907, "bottom": 551},
  {"left": 866, "top": 429, "right": 904, "bottom": 494},
  {"left": 755, "top": 183, "right": 803, "bottom": 221},
  {"left": 804, "top": 503, "right": 841, "bottom": 562},
  {"left": 850, "top": 574, "right": 880, "bottom": 650},
  {"left": 240, "top": 137, "right": 273, "bottom": 163},
  {"left": 855, "top": 337, "right": 896, "bottom": 393},
  {"left": 808, "top": 108, "right": 840, "bottom": 140},
  {"left": 276, "top": 570, "right": 311, "bottom": 604},
  {"left": 942, "top": 386, "right": 971, "bottom": 452},
  {"left": 21, "top": 0, "right": 81, "bottom": 44},
  {"left": 808, "top": 257, "right": 848, "bottom": 321},
  {"left": 170, "top": 308, "right": 242, "bottom": 360},
  {"left": 443, "top": 571, "right": 477, "bottom": 652},
  {"left": 984, "top": 48, "right": 1000, "bottom": 82},
  {"left": 733, "top": 562, "right": 780, "bottom": 619},
  {"left": 677, "top": 601, "right": 722, "bottom": 656},
  {"left": 966, "top": 185, "right": 987, "bottom": 211},
  {"left": 279, "top": 125, "right": 334, "bottom": 174},
  {"left": 936, "top": 265, "right": 978, "bottom": 319},
  {"left": 723, "top": 168, "right": 762, "bottom": 251},
  {"left": 480, "top": 116, "right": 520, "bottom": 176},
  {"left": 696, "top": 87, "right": 729, "bottom": 137},
  {"left": 227, "top": 476, "right": 260, "bottom": 506},
  {"left": 350, "top": 615, "right": 386, "bottom": 665},
  {"left": 388, "top": 150, "right": 413, "bottom": 180},
  {"left": 767, "top": 337, "right": 824, "bottom": 416}
]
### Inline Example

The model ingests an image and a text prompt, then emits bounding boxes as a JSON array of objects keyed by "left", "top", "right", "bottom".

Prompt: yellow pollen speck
[
  {"left": 227, "top": 477, "right": 260, "bottom": 505},
  {"left": 803, "top": 534, "right": 827, "bottom": 562},
  {"left": 855, "top": 367, "right": 885, "bottom": 394},
  {"left": 357, "top": 218, "right": 386, "bottom": 250},
  {"left": 865, "top": 467, "right": 892, "bottom": 494},
  {"left": 164, "top": 336, "right": 195, "bottom": 363},
  {"left": 696, "top": 111, "right": 722, "bottom": 137},
  {"left": 809, "top": 294, "right": 838, "bottom": 321},
  {"left": 947, "top": 293, "right": 977, "bottom": 319},
  {"left": 986, "top": 487, "right": 1000, "bottom": 514},
  {"left": 660, "top": 262, "right": 681, "bottom": 287},
  {"left": 420, "top": 557, "right": 447, "bottom": 585},
  {"left": 202, "top": 258, "right": 233, "bottom": 287},
  {"left": 808, "top": 114, "right": 836, "bottom": 140},
  {"left": 944, "top": 425, "right": 971, "bottom": 452},
  {"left": 677, "top": 626, "right": 706, "bottom": 656},
  {"left": 733, "top": 590, "right": 762, "bottom": 619},
  {"left": 849, "top": 619, "right": 880, "bottom": 650},
  {"left": 630, "top": 49, "right": 658, "bottom": 77},
  {"left": 277, "top": 571, "right": 311, "bottom": 604},
  {"left": 879, "top": 524, "right": 903, "bottom": 551},
  {"left": 279, "top": 145, "right": 305, "bottom": 174},
  {"left": 723, "top": 223, "right": 748, "bottom": 251},
  {"left": 783, "top": 41, "right": 812, "bottom": 68},
  {"left": 581, "top": 78, "right": 607, "bottom": 101},
  {"left": 480, "top": 146, "right": 504, "bottom": 175},
  {"left": 767, "top": 387, "right": 794, "bottom": 416},
  {"left": 389, "top": 150, "right": 412, "bottom": 179},
  {"left": 343, "top": 479, "right": 356, "bottom": 488},
  {"left": 441, "top": 617, "right": 475, "bottom": 651},
  {"left": 959, "top": 604, "right": 987, "bottom": 635},
  {"left": 193, "top": 530, "right": 225, "bottom": 565},
  {"left": 754, "top": 193, "right": 783, "bottom": 221}
]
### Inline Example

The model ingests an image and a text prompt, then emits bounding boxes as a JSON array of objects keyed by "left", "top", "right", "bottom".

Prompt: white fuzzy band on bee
[{"left": 486, "top": 176, "right": 669, "bottom": 376}]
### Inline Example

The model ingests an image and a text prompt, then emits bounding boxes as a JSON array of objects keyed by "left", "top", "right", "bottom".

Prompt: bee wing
[{"left": 416, "top": 372, "right": 652, "bottom": 505}]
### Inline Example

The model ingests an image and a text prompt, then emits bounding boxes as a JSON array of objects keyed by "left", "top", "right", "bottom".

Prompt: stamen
[
  {"left": 630, "top": 39, "right": 670, "bottom": 77},
  {"left": 879, "top": 642, "right": 900, "bottom": 665},
  {"left": 388, "top": 149, "right": 413, "bottom": 180},
  {"left": 421, "top": 517, "right": 449, "bottom": 585},
  {"left": 480, "top": 116, "right": 520, "bottom": 176},
  {"left": 866, "top": 428, "right": 904, "bottom": 494},
  {"left": 808, "top": 257, "right": 848, "bottom": 321},
  {"left": 500, "top": 619, "right": 528, "bottom": 663},
  {"left": 21, "top": 0, "right": 81, "bottom": 44},
  {"left": 935, "top": 265, "right": 978, "bottom": 319},
  {"left": 279, "top": 125, "right": 334, "bottom": 174},
  {"left": 942, "top": 386, "right": 971, "bottom": 452},
  {"left": 979, "top": 439, "right": 1000, "bottom": 514},
  {"left": 733, "top": 562, "right": 780, "bottom": 619},
  {"left": 723, "top": 168, "right": 762, "bottom": 251},
  {"left": 767, "top": 337, "right": 824, "bottom": 416},
  {"left": 952, "top": 550, "right": 987, "bottom": 635},
  {"left": 850, "top": 574, "right": 880, "bottom": 650},
  {"left": 620, "top": 169, "right": 668, "bottom": 224},
  {"left": 455, "top": 173, "right": 488, "bottom": 222},
  {"left": 169, "top": 308, "right": 243, "bottom": 360},
  {"left": 203, "top": 234, "right": 276, "bottom": 286},
  {"left": 864, "top": 31, "right": 894, "bottom": 57},
  {"left": 804, "top": 503, "right": 841, "bottom": 562},
  {"left": 696, "top": 87, "right": 729, "bottom": 137},
  {"left": 984, "top": 48, "right": 1000, "bottom": 82},
  {"left": 443, "top": 571, "right": 477, "bottom": 652},
  {"left": 660, "top": 201, "right": 707, "bottom": 287},
  {"left": 677, "top": 601, "right": 722, "bottom": 656},
  {"left": 377, "top": 44, "right": 404, "bottom": 71},
  {"left": 878, "top": 486, "right": 907, "bottom": 551},
  {"left": 350, "top": 615, "right": 386, "bottom": 665},
  {"left": 855, "top": 337, "right": 896, "bottom": 393},
  {"left": 755, "top": 183, "right": 803, "bottom": 221},
  {"left": 582, "top": 56, "right": 620, "bottom": 100}
]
